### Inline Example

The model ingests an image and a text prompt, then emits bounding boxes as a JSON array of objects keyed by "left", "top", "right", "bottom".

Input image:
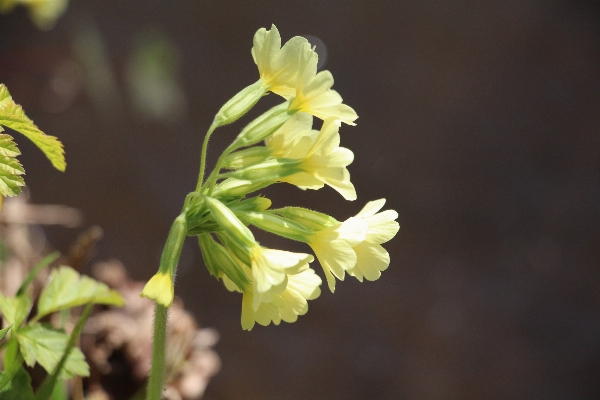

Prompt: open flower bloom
[
  {"left": 346, "top": 199, "right": 399, "bottom": 281},
  {"left": 223, "top": 262, "right": 322, "bottom": 330},
  {"left": 140, "top": 271, "right": 175, "bottom": 307},
  {"left": 306, "top": 199, "right": 399, "bottom": 291},
  {"left": 248, "top": 245, "right": 314, "bottom": 310},
  {"left": 306, "top": 216, "right": 367, "bottom": 292},
  {"left": 252, "top": 25, "right": 315, "bottom": 99},
  {"left": 276, "top": 117, "right": 356, "bottom": 200},
  {"left": 288, "top": 44, "right": 358, "bottom": 125}
]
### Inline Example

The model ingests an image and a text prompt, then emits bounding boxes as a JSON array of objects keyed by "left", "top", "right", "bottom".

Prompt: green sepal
[
  {"left": 36, "top": 266, "right": 124, "bottom": 321},
  {"left": 240, "top": 211, "right": 314, "bottom": 242},
  {"left": 270, "top": 206, "right": 338, "bottom": 230},
  {"left": 229, "top": 101, "right": 294, "bottom": 150},
  {"left": 211, "top": 177, "right": 275, "bottom": 198},
  {"left": 215, "top": 231, "right": 251, "bottom": 267},
  {"left": 204, "top": 196, "right": 255, "bottom": 249},
  {"left": 222, "top": 146, "right": 272, "bottom": 170},
  {"left": 223, "top": 158, "right": 302, "bottom": 183},
  {"left": 0, "top": 84, "right": 65, "bottom": 171},
  {"left": 198, "top": 233, "right": 250, "bottom": 291},
  {"left": 214, "top": 80, "right": 269, "bottom": 127}
]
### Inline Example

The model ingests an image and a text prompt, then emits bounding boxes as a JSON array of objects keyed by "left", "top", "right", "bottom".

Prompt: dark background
[{"left": 2, "top": 1, "right": 600, "bottom": 399}]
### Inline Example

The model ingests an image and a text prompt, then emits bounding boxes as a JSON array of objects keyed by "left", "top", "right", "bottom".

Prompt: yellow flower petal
[{"left": 140, "top": 272, "right": 174, "bottom": 308}]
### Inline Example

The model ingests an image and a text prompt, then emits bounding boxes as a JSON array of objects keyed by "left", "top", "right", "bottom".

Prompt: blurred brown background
[{"left": 2, "top": 0, "right": 600, "bottom": 399}]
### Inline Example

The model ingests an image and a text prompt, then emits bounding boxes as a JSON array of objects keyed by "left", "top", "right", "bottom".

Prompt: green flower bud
[
  {"left": 212, "top": 178, "right": 275, "bottom": 198},
  {"left": 228, "top": 196, "right": 272, "bottom": 213},
  {"left": 272, "top": 206, "right": 338, "bottom": 230},
  {"left": 230, "top": 100, "right": 295, "bottom": 149},
  {"left": 241, "top": 211, "right": 313, "bottom": 242},
  {"left": 214, "top": 80, "right": 269, "bottom": 126},
  {"left": 204, "top": 196, "right": 255, "bottom": 249},
  {"left": 222, "top": 146, "right": 273, "bottom": 170},
  {"left": 224, "top": 158, "right": 302, "bottom": 183},
  {"left": 198, "top": 233, "right": 250, "bottom": 291}
]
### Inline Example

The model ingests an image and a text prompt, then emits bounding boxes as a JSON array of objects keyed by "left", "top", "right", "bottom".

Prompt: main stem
[{"left": 147, "top": 304, "right": 169, "bottom": 400}]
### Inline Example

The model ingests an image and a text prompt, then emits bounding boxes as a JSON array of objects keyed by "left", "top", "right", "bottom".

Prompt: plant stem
[
  {"left": 196, "top": 122, "right": 219, "bottom": 192},
  {"left": 146, "top": 304, "right": 169, "bottom": 400}
]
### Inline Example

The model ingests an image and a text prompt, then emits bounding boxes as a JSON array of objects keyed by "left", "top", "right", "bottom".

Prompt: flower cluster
[{"left": 141, "top": 25, "right": 399, "bottom": 330}]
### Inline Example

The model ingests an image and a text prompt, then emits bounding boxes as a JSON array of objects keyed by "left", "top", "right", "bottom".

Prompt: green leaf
[
  {"left": 36, "top": 266, "right": 124, "bottom": 320},
  {"left": 0, "top": 133, "right": 25, "bottom": 196},
  {"left": 16, "top": 324, "right": 89, "bottom": 379},
  {"left": 35, "top": 304, "right": 93, "bottom": 400},
  {"left": 0, "top": 294, "right": 32, "bottom": 328},
  {"left": 0, "top": 324, "right": 12, "bottom": 340},
  {"left": 0, "top": 365, "right": 34, "bottom": 400},
  {"left": 0, "top": 84, "right": 66, "bottom": 172}
]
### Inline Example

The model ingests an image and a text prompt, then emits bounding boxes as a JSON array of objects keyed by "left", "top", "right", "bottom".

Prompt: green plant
[{"left": 140, "top": 25, "right": 400, "bottom": 400}]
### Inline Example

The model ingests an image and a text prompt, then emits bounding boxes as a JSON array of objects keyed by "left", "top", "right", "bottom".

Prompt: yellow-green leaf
[
  {"left": 0, "top": 294, "right": 31, "bottom": 328},
  {"left": 0, "top": 84, "right": 65, "bottom": 172},
  {"left": 16, "top": 324, "right": 88, "bottom": 379},
  {"left": 0, "top": 133, "right": 24, "bottom": 196},
  {"left": 36, "top": 266, "right": 124, "bottom": 320}
]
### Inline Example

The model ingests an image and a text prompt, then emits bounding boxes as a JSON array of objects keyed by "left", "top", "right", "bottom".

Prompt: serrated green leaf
[
  {"left": 16, "top": 324, "right": 89, "bottom": 379},
  {"left": 0, "top": 294, "right": 32, "bottom": 328},
  {"left": 0, "top": 84, "right": 65, "bottom": 172},
  {"left": 0, "top": 365, "right": 34, "bottom": 400},
  {"left": 0, "top": 324, "right": 12, "bottom": 340},
  {"left": 36, "top": 266, "right": 125, "bottom": 320},
  {"left": 0, "top": 133, "right": 25, "bottom": 197}
]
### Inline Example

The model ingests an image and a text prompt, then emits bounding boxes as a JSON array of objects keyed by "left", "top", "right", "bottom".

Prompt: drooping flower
[
  {"left": 305, "top": 199, "right": 399, "bottom": 292},
  {"left": 140, "top": 271, "right": 174, "bottom": 307},
  {"left": 288, "top": 44, "right": 358, "bottom": 125},
  {"left": 252, "top": 24, "right": 315, "bottom": 99},
  {"left": 346, "top": 199, "right": 400, "bottom": 282},
  {"left": 277, "top": 117, "right": 356, "bottom": 200},
  {"left": 223, "top": 263, "right": 322, "bottom": 330}
]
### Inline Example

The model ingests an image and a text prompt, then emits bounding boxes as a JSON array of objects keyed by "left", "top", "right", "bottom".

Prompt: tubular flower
[
  {"left": 288, "top": 44, "right": 358, "bottom": 125},
  {"left": 224, "top": 264, "right": 322, "bottom": 331},
  {"left": 140, "top": 272, "right": 174, "bottom": 307},
  {"left": 306, "top": 216, "right": 368, "bottom": 292},
  {"left": 306, "top": 199, "right": 399, "bottom": 291},
  {"left": 277, "top": 117, "right": 356, "bottom": 200},
  {"left": 248, "top": 246, "right": 314, "bottom": 310},
  {"left": 346, "top": 199, "right": 400, "bottom": 282},
  {"left": 252, "top": 24, "right": 315, "bottom": 99}
]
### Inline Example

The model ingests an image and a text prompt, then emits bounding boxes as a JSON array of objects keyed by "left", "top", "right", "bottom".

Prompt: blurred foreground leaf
[
  {"left": 0, "top": 133, "right": 24, "bottom": 196},
  {"left": 36, "top": 266, "right": 124, "bottom": 320},
  {"left": 16, "top": 324, "right": 89, "bottom": 379}
]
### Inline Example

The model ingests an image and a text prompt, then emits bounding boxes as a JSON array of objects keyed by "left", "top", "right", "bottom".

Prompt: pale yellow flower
[
  {"left": 140, "top": 271, "right": 174, "bottom": 307},
  {"left": 306, "top": 216, "right": 367, "bottom": 292},
  {"left": 275, "top": 117, "right": 357, "bottom": 200},
  {"left": 252, "top": 25, "right": 314, "bottom": 99},
  {"left": 224, "top": 264, "right": 322, "bottom": 331},
  {"left": 307, "top": 199, "right": 399, "bottom": 291},
  {"left": 289, "top": 44, "right": 358, "bottom": 125},
  {"left": 19, "top": 0, "right": 68, "bottom": 30},
  {"left": 347, "top": 199, "right": 400, "bottom": 282}
]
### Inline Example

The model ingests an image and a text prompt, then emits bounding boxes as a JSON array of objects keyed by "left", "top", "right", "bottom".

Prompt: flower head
[
  {"left": 140, "top": 272, "right": 174, "bottom": 307},
  {"left": 252, "top": 25, "right": 314, "bottom": 99}
]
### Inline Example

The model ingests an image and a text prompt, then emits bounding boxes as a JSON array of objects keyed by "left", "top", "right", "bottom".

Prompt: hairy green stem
[
  {"left": 146, "top": 304, "right": 169, "bottom": 400},
  {"left": 196, "top": 122, "right": 219, "bottom": 192}
]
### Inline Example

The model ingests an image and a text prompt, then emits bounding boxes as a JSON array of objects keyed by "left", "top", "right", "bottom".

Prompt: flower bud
[
  {"left": 230, "top": 101, "right": 295, "bottom": 149},
  {"left": 212, "top": 178, "right": 275, "bottom": 198},
  {"left": 214, "top": 80, "right": 269, "bottom": 126},
  {"left": 204, "top": 196, "right": 256, "bottom": 249},
  {"left": 273, "top": 206, "right": 337, "bottom": 230},
  {"left": 241, "top": 211, "right": 313, "bottom": 242}
]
